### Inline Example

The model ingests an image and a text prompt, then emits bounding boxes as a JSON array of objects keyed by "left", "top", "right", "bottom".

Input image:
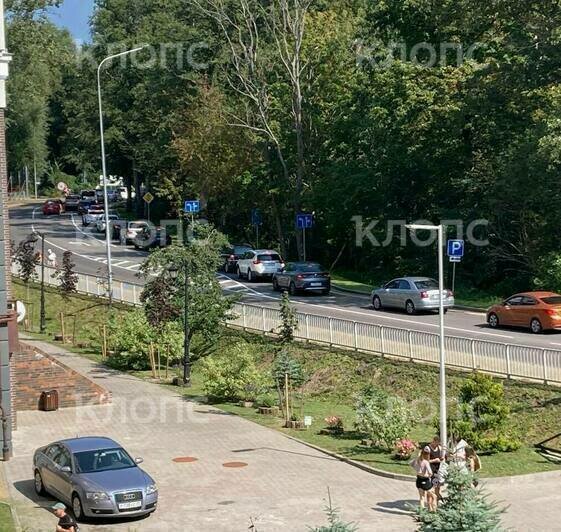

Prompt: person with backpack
[{"left": 52, "top": 502, "right": 78, "bottom": 532}]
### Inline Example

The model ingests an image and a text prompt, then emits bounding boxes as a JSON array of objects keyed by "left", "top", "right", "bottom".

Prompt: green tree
[
  {"left": 279, "top": 292, "right": 298, "bottom": 344},
  {"left": 355, "top": 387, "right": 416, "bottom": 451},
  {"left": 54, "top": 251, "right": 78, "bottom": 300},
  {"left": 139, "top": 222, "right": 233, "bottom": 355},
  {"left": 448, "top": 373, "right": 520, "bottom": 453},
  {"left": 415, "top": 464, "right": 505, "bottom": 531},
  {"left": 13, "top": 236, "right": 40, "bottom": 292},
  {"left": 309, "top": 490, "right": 358, "bottom": 532}
]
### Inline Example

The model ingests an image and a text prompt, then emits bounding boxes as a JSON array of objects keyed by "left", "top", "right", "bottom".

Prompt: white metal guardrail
[{"left": 11, "top": 263, "right": 561, "bottom": 385}]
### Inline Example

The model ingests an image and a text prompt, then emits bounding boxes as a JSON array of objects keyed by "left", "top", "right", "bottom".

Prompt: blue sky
[{"left": 48, "top": 0, "right": 94, "bottom": 43}]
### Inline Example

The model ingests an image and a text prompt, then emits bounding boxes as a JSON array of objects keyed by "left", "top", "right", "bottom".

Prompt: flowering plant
[
  {"left": 324, "top": 416, "right": 344, "bottom": 430},
  {"left": 394, "top": 438, "right": 417, "bottom": 460}
]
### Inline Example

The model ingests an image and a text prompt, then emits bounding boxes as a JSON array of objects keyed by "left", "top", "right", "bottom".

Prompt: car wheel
[
  {"left": 289, "top": 282, "right": 297, "bottom": 296},
  {"left": 34, "top": 470, "right": 46, "bottom": 496},
  {"left": 405, "top": 300, "right": 416, "bottom": 315},
  {"left": 530, "top": 318, "right": 543, "bottom": 334},
  {"left": 488, "top": 312, "right": 499, "bottom": 329},
  {"left": 247, "top": 269, "right": 253, "bottom": 282},
  {"left": 272, "top": 278, "right": 280, "bottom": 292},
  {"left": 72, "top": 494, "right": 84, "bottom": 522},
  {"left": 372, "top": 296, "right": 382, "bottom": 310}
]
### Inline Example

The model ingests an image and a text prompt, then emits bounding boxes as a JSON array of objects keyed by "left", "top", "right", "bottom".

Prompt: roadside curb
[
  {"left": 333, "top": 284, "right": 488, "bottom": 313},
  {"left": 281, "top": 433, "right": 415, "bottom": 482}
]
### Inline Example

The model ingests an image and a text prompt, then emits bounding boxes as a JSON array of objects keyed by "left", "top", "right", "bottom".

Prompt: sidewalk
[
  {"left": 2, "top": 341, "right": 414, "bottom": 532},
  {"left": 2, "top": 340, "right": 559, "bottom": 531}
]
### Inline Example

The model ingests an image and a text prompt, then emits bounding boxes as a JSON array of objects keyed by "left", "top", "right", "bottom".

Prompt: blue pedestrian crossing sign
[
  {"left": 296, "top": 213, "right": 314, "bottom": 230},
  {"left": 447, "top": 239, "right": 464, "bottom": 259},
  {"left": 184, "top": 200, "right": 200, "bottom": 214}
]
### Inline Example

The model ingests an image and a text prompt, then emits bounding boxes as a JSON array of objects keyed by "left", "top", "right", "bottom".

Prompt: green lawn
[
  {"left": 132, "top": 335, "right": 561, "bottom": 479},
  {"left": 0, "top": 503, "right": 15, "bottom": 532},
  {"left": 16, "top": 281, "right": 561, "bottom": 478},
  {"left": 332, "top": 270, "right": 502, "bottom": 308},
  {"left": 14, "top": 279, "right": 128, "bottom": 363}
]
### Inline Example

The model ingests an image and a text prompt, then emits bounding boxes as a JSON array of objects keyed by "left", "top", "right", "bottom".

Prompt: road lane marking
[
  {"left": 30, "top": 208, "right": 145, "bottom": 274},
  {"left": 218, "top": 274, "right": 514, "bottom": 340}
]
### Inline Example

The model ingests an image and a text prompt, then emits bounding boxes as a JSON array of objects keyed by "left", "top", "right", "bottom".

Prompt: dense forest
[{"left": 6, "top": 0, "right": 561, "bottom": 294}]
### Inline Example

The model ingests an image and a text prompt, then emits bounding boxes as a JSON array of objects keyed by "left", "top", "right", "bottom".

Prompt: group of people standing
[{"left": 411, "top": 435, "right": 481, "bottom": 511}]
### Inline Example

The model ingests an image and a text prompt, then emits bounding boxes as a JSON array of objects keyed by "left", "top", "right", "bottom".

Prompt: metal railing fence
[{"left": 12, "top": 263, "right": 561, "bottom": 384}]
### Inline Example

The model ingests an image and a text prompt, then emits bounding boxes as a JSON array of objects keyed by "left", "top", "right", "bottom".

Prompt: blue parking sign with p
[{"left": 447, "top": 239, "right": 464, "bottom": 258}]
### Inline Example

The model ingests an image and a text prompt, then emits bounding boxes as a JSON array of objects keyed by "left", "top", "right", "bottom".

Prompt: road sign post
[
  {"left": 251, "top": 208, "right": 262, "bottom": 248},
  {"left": 143, "top": 192, "right": 154, "bottom": 221},
  {"left": 447, "top": 240, "right": 464, "bottom": 294},
  {"left": 296, "top": 213, "right": 314, "bottom": 261}
]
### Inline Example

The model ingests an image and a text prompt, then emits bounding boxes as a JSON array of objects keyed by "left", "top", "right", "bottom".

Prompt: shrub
[
  {"left": 414, "top": 463, "right": 505, "bottom": 531},
  {"left": 200, "top": 343, "right": 271, "bottom": 401},
  {"left": 104, "top": 310, "right": 155, "bottom": 370},
  {"left": 394, "top": 438, "right": 417, "bottom": 460},
  {"left": 258, "top": 394, "right": 277, "bottom": 408},
  {"left": 272, "top": 349, "right": 306, "bottom": 389},
  {"left": 325, "top": 416, "right": 344, "bottom": 430},
  {"left": 447, "top": 373, "right": 521, "bottom": 453},
  {"left": 355, "top": 387, "right": 416, "bottom": 450}
]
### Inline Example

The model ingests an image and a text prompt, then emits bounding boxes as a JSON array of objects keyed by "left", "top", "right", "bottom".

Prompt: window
[
  {"left": 541, "top": 296, "right": 561, "bottom": 305},
  {"left": 414, "top": 279, "right": 439, "bottom": 290},
  {"left": 257, "top": 254, "right": 281, "bottom": 262},
  {"left": 505, "top": 296, "right": 524, "bottom": 306},
  {"left": 284, "top": 264, "right": 294, "bottom": 272},
  {"left": 398, "top": 280, "right": 411, "bottom": 290},
  {"left": 522, "top": 296, "right": 537, "bottom": 306},
  {"left": 385, "top": 280, "right": 399, "bottom": 289},
  {"left": 45, "top": 445, "right": 60, "bottom": 461},
  {"left": 74, "top": 448, "right": 135, "bottom": 474},
  {"left": 53, "top": 447, "right": 72, "bottom": 469},
  {"left": 294, "top": 263, "right": 323, "bottom": 272}
]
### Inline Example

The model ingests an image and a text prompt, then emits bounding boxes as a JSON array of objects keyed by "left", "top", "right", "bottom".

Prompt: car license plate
[
  {"left": 311, "top": 282, "right": 322, "bottom": 287},
  {"left": 118, "top": 501, "right": 142, "bottom": 510}
]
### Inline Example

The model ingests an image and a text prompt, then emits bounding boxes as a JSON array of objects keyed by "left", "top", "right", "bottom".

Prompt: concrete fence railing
[{"left": 11, "top": 263, "right": 561, "bottom": 385}]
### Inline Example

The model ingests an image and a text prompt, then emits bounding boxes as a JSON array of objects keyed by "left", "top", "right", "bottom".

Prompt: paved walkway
[{"left": 1, "top": 341, "right": 560, "bottom": 531}]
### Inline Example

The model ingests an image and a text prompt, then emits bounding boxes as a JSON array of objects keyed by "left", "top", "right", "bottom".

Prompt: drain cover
[
  {"left": 223, "top": 461, "right": 248, "bottom": 468},
  {"left": 173, "top": 457, "right": 198, "bottom": 463}
]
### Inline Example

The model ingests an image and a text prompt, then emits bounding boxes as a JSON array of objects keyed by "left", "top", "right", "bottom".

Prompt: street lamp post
[
  {"left": 405, "top": 223, "right": 447, "bottom": 450},
  {"left": 39, "top": 233, "right": 46, "bottom": 333},
  {"left": 97, "top": 46, "right": 145, "bottom": 302},
  {"left": 169, "top": 260, "right": 191, "bottom": 386}
]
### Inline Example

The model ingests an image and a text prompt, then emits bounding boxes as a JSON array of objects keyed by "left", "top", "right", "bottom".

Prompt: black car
[
  {"left": 133, "top": 226, "right": 172, "bottom": 250},
  {"left": 221, "top": 244, "right": 253, "bottom": 273},
  {"left": 77, "top": 198, "right": 96, "bottom": 215},
  {"left": 273, "top": 262, "right": 331, "bottom": 295},
  {"left": 64, "top": 194, "right": 81, "bottom": 211}
]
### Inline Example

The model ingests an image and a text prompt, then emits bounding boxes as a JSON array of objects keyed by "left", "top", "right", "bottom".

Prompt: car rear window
[
  {"left": 130, "top": 222, "right": 147, "bottom": 229},
  {"left": 234, "top": 246, "right": 253, "bottom": 255},
  {"left": 258, "top": 254, "right": 281, "bottom": 261},
  {"left": 414, "top": 279, "right": 439, "bottom": 290},
  {"left": 294, "top": 263, "right": 323, "bottom": 272},
  {"left": 541, "top": 296, "right": 561, "bottom": 305}
]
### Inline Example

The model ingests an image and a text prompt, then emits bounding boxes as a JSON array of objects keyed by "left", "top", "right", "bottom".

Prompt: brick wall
[{"left": 13, "top": 344, "right": 111, "bottom": 411}]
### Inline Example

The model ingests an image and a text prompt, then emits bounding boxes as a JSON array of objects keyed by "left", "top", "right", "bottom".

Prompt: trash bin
[{"left": 40, "top": 390, "right": 59, "bottom": 412}]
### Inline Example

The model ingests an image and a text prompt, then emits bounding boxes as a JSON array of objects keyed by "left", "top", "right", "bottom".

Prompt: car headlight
[
  {"left": 86, "top": 492, "right": 110, "bottom": 501},
  {"left": 146, "top": 484, "right": 158, "bottom": 495}
]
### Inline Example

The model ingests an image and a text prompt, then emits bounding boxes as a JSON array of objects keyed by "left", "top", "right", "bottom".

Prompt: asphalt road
[{"left": 9, "top": 201, "right": 561, "bottom": 351}]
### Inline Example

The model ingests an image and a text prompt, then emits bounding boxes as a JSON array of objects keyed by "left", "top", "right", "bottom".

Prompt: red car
[
  {"left": 42, "top": 200, "right": 64, "bottom": 215},
  {"left": 487, "top": 291, "right": 561, "bottom": 334}
]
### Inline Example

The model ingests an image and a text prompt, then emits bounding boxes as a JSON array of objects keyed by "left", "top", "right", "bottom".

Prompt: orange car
[{"left": 487, "top": 292, "right": 561, "bottom": 334}]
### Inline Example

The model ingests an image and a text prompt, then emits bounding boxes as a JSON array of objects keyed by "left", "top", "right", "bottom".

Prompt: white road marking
[
  {"left": 30, "top": 208, "right": 145, "bottom": 274},
  {"left": 218, "top": 274, "right": 514, "bottom": 339}
]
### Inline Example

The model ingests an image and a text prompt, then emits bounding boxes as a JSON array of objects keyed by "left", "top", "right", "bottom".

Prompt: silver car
[
  {"left": 33, "top": 436, "right": 158, "bottom": 520},
  {"left": 371, "top": 277, "right": 454, "bottom": 315}
]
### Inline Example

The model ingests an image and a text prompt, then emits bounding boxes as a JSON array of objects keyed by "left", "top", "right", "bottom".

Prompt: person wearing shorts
[{"left": 410, "top": 446, "right": 436, "bottom": 511}]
